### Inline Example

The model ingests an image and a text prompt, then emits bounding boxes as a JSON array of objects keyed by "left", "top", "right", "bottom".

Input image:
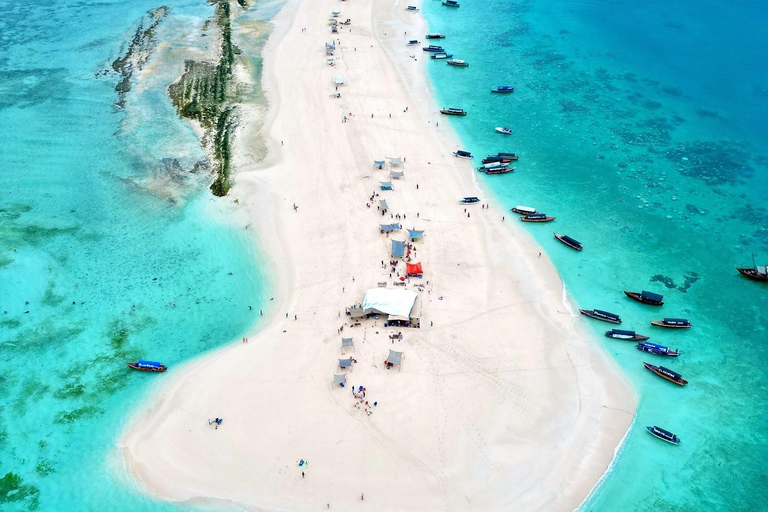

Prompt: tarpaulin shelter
[
  {"left": 379, "top": 199, "right": 389, "bottom": 210},
  {"left": 389, "top": 157, "right": 403, "bottom": 166},
  {"left": 338, "top": 358, "right": 353, "bottom": 369},
  {"left": 334, "top": 75, "right": 345, "bottom": 85},
  {"left": 341, "top": 337, "right": 355, "bottom": 351},
  {"left": 391, "top": 239, "right": 405, "bottom": 257},
  {"left": 386, "top": 350, "right": 403, "bottom": 365},
  {"left": 326, "top": 42, "right": 336, "bottom": 49},
  {"left": 362, "top": 288, "right": 418, "bottom": 317},
  {"left": 407, "top": 229, "right": 424, "bottom": 240},
  {"left": 333, "top": 374, "right": 347, "bottom": 387},
  {"left": 373, "top": 159, "right": 386, "bottom": 168},
  {"left": 380, "top": 223, "right": 401, "bottom": 232},
  {"left": 380, "top": 181, "right": 393, "bottom": 190},
  {"left": 390, "top": 170, "right": 404, "bottom": 179},
  {"left": 406, "top": 262, "right": 423, "bottom": 276}
]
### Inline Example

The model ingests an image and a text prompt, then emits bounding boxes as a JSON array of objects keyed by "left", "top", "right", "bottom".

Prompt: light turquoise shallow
[{"left": 423, "top": 0, "right": 768, "bottom": 511}]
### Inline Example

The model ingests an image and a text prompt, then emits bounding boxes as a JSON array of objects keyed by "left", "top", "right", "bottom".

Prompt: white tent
[
  {"left": 341, "top": 337, "right": 355, "bottom": 352},
  {"left": 333, "top": 374, "right": 347, "bottom": 387},
  {"left": 362, "top": 288, "right": 417, "bottom": 318},
  {"left": 391, "top": 170, "right": 404, "bottom": 179},
  {"left": 389, "top": 157, "right": 403, "bottom": 165},
  {"left": 334, "top": 75, "right": 345, "bottom": 85}
]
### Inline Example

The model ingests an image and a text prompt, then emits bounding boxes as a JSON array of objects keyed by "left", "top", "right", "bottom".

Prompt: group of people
[{"left": 207, "top": 418, "right": 223, "bottom": 429}]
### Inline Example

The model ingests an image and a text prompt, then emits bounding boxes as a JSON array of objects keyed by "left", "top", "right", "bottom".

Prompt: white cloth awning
[
  {"left": 363, "top": 289, "right": 417, "bottom": 317},
  {"left": 334, "top": 75, "right": 345, "bottom": 85}
]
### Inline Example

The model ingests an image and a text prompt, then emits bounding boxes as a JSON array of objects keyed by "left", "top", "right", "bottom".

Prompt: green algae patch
[
  {"left": 0, "top": 472, "right": 40, "bottom": 510},
  {"left": 53, "top": 405, "right": 103, "bottom": 425},
  {"left": 168, "top": 0, "right": 246, "bottom": 197}
]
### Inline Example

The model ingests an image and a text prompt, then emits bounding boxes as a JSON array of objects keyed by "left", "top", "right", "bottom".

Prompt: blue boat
[
  {"left": 625, "top": 290, "right": 664, "bottom": 306},
  {"left": 491, "top": 86, "right": 515, "bottom": 93},
  {"left": 422, "top": 45, "right": 445, "bottom": 52},
  {"left": 442, "top": 0, "right": 460, "bottom": 7},
  {"left": 636, "top": 342, "right": 680, "bottom": 357},
  {"left": 646, "top": 425, "right": 681, "bottom": 445},
  {"left": 128, "top": 360, "right": 167, "bottom": 372}
]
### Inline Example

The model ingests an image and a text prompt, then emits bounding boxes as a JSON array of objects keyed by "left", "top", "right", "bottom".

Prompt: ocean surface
[
  {"left": 0, "top": 0, "right": 279, "bottom": 510},
  {"left": 423, "top": 0, "right": 768, "bottom": 510}
]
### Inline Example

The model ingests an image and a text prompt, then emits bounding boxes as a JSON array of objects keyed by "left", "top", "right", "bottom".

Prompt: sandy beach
[{"left": 121, "top": 0, "right": 636, "bottom": 510}]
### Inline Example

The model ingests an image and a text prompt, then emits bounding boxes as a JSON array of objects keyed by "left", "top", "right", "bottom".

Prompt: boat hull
[
  {"left": 483, "top": 167, "right": 514, "bottom": 175},
  {"left": 737, "top": 268, "right": 768, "bottom": 281},
  {"left": 579, "top": 309, "right": 622, "bottom": 324},
  {"left": 440, "top": 109, "right": 466, "bottom": 116},
  {"left": 554, "top": 233, "right": 582, "bottom": 251},
  {"left": 520, "top": 216, "right": 555, "bottom": 223},
  {"left": 606, "top": 332, "right": 650, "bottom": 341},
  {"left": 650, "top": 321, "right": 692, "bottom": 329},
  {"left": 643, "top": 362, "right": 687, "bottom": 386},
  {"left": 495, "top": 128, "right": 512, "bottom": 135},
  {"left": 646, "top": 427, "right": 681, "bottom": 445},
  {"left": 624, "top": 291, "right": 664, "bottom": 306},
  {"left": 127, "top": 363, "right": 167, "bottom": 372}
]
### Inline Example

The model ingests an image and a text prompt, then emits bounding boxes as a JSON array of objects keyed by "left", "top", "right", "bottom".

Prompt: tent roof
[
  {"left": 388, "top": 315, "right": 409, "bottom": 322},
  {"left": 386, "top": 350, "right": 403, "bottom": 365},
  {"left": 389, "top": 157, "right": 402, "bottom": 164},
  {"left": 334, "top": 75, "right": 345, "bottom": 84},
  {"left": 379, "top": 199, "right": 389, "bottom": 210},
  {"left": 341, "top": 337, "right": 354, "bottom": 346},
  {"left": 374, "top": 160, "right": 386, "bottom": 166},
  {"left": 379, "top": 181, "right": 392, "bottom": 190},
  {"left": 407, "top": 229, "right": 424, "bottom": 239},
  {"left": 333, "top": 374, "right": 347, "bottom": 385},
  {"left": 406, "top": 262, "right": 423, "bottom": 275},
  {"left": 391, "top": 239, "right": 405, "bottom": 257},
  {"left": 362, "top": 288, "right": 418, "bottom": 317},
  {"left": 390, "top": 170, "right": 404, "bottom": 178},
  {"left": 380, "top": 223, "right": 401, "bottom": 232},
  {"left": 338, "top": 358, "right": 353, "bottom": 368}
]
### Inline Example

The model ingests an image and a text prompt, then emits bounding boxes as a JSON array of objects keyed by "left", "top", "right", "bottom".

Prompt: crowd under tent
[
  {"left": 348, "top": 306, "right": 368, "bottom": 319},
  {"left": 406, "top": 262, "right": 423, "bottom": 276},
  {"left": 386, "top": 349, "right": 404, "bottom": 366},
  {"left": 407, "top": 229, "right": 424, "bottom": 240},
  {"left": 391, "top": 239, "right": 406, "bottom": 258},
  {"left": 390, "top": 170, "right": 404, "bottom": 179},
  {"left": 374, "top": 159, "right": 386, "bottom": 168},
  {"left": 380, "top": 223, "right": 401, "bottom": 232},
  {"left": 339, "top": 358, "right": 353, "bottom": 369},
  {"left": 334, "top": 75, "right": 345, "bottom": 85},
  {"left": 328, "top": 19, "right": 337, "bottom": 25},
  {"left": 326, "top": 58, "right": 334, "bottom": 65},
  {"left": 379, "top": 199, "right": 389, "bottom": 210},
  {"left": 326, "top": 48, "right": 334, "bottom": 55},
  {"left": 362, "top": 288, "right": 418, "bottom": 317},
  {"left": 389, "top": 157, "right": 403, "bottom": 166},
  {"left": 341, "top": 337, "right": 355, "bottom": 351},
  {"left": 379, "top": 181, "right": 393, "bottom": 190},
  {"left": 333, "top": 374, "right": 347, "bottom": 387}
]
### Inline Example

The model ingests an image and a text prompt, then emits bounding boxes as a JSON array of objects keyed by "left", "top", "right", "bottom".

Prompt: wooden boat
[
  {"left": 453, "top": 150, "right": 473, "bottom": 159},
  {"left": 440, "top": 107, "right": 467, "bottom": 116},
  {"left": 737, "top": 254, "right": 768, "bottom": 282},
  {"left": 580, "top": 309, "right": 622, "bottom": 324},
  {"left": 496, "top": 152, "right": 519, "bottom": 160},
  {"left": 407, "top": 39, "right": 420, "bottom": 45},
  {"left": 605, "top": 329, "right": 649, "bottom": 341},
  {"left": 651, "top": 318, "right": 692, "bottom": 329},
  {"left": 431, "top": 53, "right": 453, "bottom": 60},
  {"left": 491, "top": 86, "right": 515, "bottom": 93},
  {"left": 554, "top": 233, "right": 582, "bottom": 251},
  {"left": 478, "top": 162, "right": 509, "bottom": 172},
  {"left": 495, "top": 127, "right": 512, "bottom": 135},
  {"left": 426, "top": 33, "right": 446, "bottom": 39},
  {"left": 644, "top": 362, "right": 688, "bottom": 386},
  {"left": 128, "top": 360, "right": 167, "bottom": 372},
  {"left": 482, "top": 155, "right": 515, "bottom": 164},
  {"left": 484, "top": 166, "right": 514, "bottom": 175},
  {"left": 636, "top": 341, "right": 680, "bottom": 357},
  {"left": 442, "top": 0, "right": 460, "bottom": 6},
  {"left": 511, "top": 205, "right": 536, "bottom": 215},
  {"left": 422, "top": 45, "right": 445, "bottom": 52},
  {"left": 625, "top": 290, "right": 664, "bottom": 306},
  {"left": 646, "top": 425, "right": 681, "bottom": 445},
  {"left": 447, "top": 59, "right": 469, "bottom": 67},
  {"left": 459, "top": 196, "right": 480, "bottom": 204},
  {"left": 520, "top": 213, "right": 555, "bottom": 223}
]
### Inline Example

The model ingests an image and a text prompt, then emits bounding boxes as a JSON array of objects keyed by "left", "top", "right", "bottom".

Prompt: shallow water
[
  {"left": 422, "top": 0, "right": 768, "bottom": 510},
  {"left": 0, "top": 0, "right": 276, "bottom": 510}
]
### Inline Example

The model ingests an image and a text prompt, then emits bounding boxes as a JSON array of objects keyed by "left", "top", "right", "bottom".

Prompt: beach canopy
[
  {"left": 374, "top": 159, "right": 386, "bottom": 167},
  {"left": 407, "top": 229, "right": 424, "bottom": 239},
  {"left": 390, "top": 170, "right": 404, "bottom": 179},
  {"left": 334, "top": 75, "right": 345, "bottom": 85},
  {"left": 339, "top": 358, "right": 353, "bottom": 368},
  {"left": 391, "top": 239, "right": 405, "bottom": 257},
  {"left": 326, "top": 48, "right": 334, "bottom": 55},
  {"left": 379, "top": 199, "right": 389, "bottom": 210},
  {"left": 406, "top": 262, "right": 423, "bottom": 275},
  {"left": 362, "top": 288, "right": 418, "bottom": 317},
  {"left": 333, "top": 374, "right": 347, "bottom": 386},
  {"left": 379, "top": 181, "right": 392, "bottom": 190},
  {"left": 326, "top": 42, "right": 336, "bottom": 49},
  {"left": 380, "top": 223, "right": 401, "bottom": 232},
  {"left": 341, "top": 337, "right": 354, "bottom": 348},
  {"left": 349, "top": 306, "right": 367, "bottom": 319},
  {"left": 386, "top": 350, "right": 404, "bottom": 365},
  {"left": 389, "top": 157, "right": 403, "bottom": 165}
]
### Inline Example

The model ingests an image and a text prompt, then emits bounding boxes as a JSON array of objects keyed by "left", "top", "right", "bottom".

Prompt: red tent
[{"left": 406, "top": 262, "right": 423, "bottom": 276}]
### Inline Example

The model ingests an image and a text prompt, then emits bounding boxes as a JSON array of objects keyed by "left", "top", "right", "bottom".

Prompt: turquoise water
[
  {"left": 0, "top": 0, "right": 276, "bottom": 510},
  {"left": 423, "top": 0, "right": 767, "bottom": 510}
]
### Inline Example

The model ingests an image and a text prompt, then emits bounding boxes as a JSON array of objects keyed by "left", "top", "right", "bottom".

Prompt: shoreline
[{"left": 120, "top": 0, "right": 636, "bottom": 510}]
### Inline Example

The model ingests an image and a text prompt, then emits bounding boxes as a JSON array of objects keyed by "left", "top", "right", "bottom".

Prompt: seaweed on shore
[
  {"left": 111, "top": 6, "right": 169, "bottom": 108},
  {"left": 168, "top": 0, "right": 244, "bottom": 197}
]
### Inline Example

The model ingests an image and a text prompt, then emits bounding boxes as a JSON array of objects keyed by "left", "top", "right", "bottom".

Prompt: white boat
[{"left": 495, "top": 127, "right": 512, "bottom": 135}]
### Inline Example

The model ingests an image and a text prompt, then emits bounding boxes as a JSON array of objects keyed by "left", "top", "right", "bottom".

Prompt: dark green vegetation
[
  {"left": 111, "top": 6, "right": 169, "bottom": 108},
  {"left": 0, "top": 472, "right": 40, "bottom": 511},
  {"left": 168, "top": 0, "right": 246, "bottom": 197}
]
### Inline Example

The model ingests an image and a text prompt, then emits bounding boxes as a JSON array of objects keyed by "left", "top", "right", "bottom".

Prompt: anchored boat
[
  {"left": 636, "top": 342, "right": 680, "bottom": 357},
  {"left": 447, "top": 59, "right": 469, "bottom": 67},
  {"left": 422, "top": 45, "right": 446, "bottom": 52},
  {"left": 453, "top": 150, "right": 473, "bottom": 159},
  {"left": 625, "top": 290, "right": 664, "bottom": 306},
  {"left": 644, "top": 362, "right": 688, "bottom": 386},
  {"left": 646, "top": 425, "right": 681, "bottom": 445},
  {"left": 737, "top": 254, "right": 768, "bottom": 282},
  {"left": 511, "top": 205, "right": 536, "bottom": 215},
  {"left": 520, "top": 213, "right": 555, "bottom": 223},
  {"left": 442, "top": 0, "right": 460, "bottom": 7},
  {"left": 554, "top": 233, "right": 582, "bottom": 251},
  {"left": 495, "top": 127, "right": 513, "bottom": 135},
  {"left": 605, "top": 329, "right": 649, "bottom": 341},
  {"left": 431, "top": 52, "right": 453, "bottom": 60},
  {"left": 440, "top": 107, "right": 467, "bottom": 116},
  {"left": 426, "top": 33, "right": 446, "bottom": 39},
  {"left": 651, "top": 318, "right": 692, "bottom": 329},
  {"left": 459, "top": 196, "right": 480, "bottom": 204},
  {"left": 579, "top": 309, "right": 622, "bottom": 324},
  {"left": 491, "top": 85, "right": 514, "bottom": 93},
  {"left": 127, "top": 360, "right": 167, "bottom": 372}
]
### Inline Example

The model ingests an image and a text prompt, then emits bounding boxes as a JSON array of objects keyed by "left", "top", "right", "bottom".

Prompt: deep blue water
[{"left": 423, "top": 0, "right": 768, "bottom": 510}]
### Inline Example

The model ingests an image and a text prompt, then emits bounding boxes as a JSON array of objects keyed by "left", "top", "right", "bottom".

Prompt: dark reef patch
[
  {"left": 650, "top": 271, "right": 700, "bottom": 293},
  {"left": 664, "top": 141, "right": 754, "bottom": 185}
]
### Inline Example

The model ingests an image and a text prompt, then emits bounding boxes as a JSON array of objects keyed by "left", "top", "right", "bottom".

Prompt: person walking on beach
[{"left": 302, "top": 471, "right": 305, "bottom": 478}]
